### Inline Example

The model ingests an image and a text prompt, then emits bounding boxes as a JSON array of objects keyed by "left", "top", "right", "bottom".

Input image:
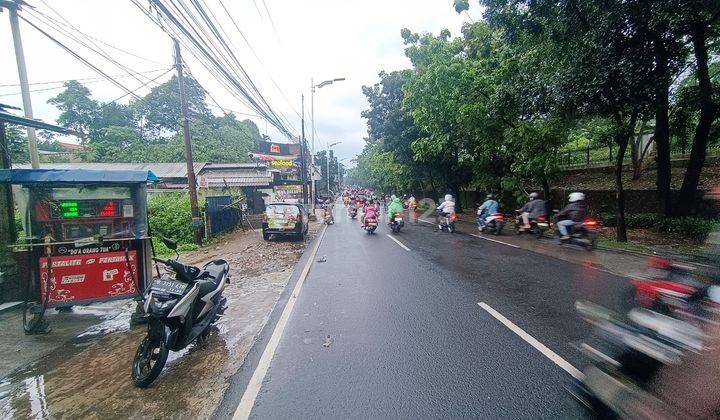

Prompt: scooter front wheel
[{"left": 132, "top": 335, "right": 169, "bottom": 388}]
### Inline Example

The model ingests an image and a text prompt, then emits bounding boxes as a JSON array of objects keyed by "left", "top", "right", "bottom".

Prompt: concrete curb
[{"left": 0, "top": 301, "right": 23, "bottom": 315}]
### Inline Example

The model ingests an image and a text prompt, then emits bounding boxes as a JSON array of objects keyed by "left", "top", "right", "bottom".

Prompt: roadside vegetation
[{"left": 348, "top": 0, "right": 720, "bottom": 243}]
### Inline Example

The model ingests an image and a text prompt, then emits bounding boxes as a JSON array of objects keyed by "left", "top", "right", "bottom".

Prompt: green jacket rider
[{"left": 387, "top": 196, "right": 404, "bottom": 219}]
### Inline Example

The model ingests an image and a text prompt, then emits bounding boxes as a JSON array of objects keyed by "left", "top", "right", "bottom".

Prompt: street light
[
  {"left": 311, "top": 76, "right": 345, "bottom": 208},
  {"left": 326, "top": 141, "right": 341, "bottom": 195}
]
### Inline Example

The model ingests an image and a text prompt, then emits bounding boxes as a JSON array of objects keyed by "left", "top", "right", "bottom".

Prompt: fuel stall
[{"left": 0, "top": 169, "right": 158, "bottom": 333}]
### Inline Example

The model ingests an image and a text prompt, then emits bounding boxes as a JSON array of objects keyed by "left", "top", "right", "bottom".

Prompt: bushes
[
  {"left": 147, "top": 192, "right": 203, "bottom": 247},
  {"left": 600, "top": 212, "right": 717, "bottom": 241},
  {"left": 655, "top": 217, "right": 718, "bottom": 241}
]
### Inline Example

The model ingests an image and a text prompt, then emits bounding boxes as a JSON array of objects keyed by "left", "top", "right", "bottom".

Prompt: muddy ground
[{"left": 0, "top": 222, "right": 321, "bottom": 419}]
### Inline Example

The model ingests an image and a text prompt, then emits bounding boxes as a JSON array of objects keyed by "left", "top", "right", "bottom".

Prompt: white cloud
[{"left": 0, "top": 0, "right": 474, "bottom": 162}]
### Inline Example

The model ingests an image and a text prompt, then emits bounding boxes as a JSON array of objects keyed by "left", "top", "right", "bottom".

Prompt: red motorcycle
[
  {"left": 628, "top": 257, "right": 714, "bottom": 317},
  {"left": 363, "top": 216, "right": 378, "bottom": 234}
]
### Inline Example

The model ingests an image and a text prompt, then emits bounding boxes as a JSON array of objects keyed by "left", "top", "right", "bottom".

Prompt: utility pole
[
  {"left": 327, "top": 149, "right": 331, "bottom": 195},
  {"left": 5, "top": 0, "right": 40, "bottom": 168},
  {"left": 174, "top": 39, "right": 202, "bottom": 245},
  {"left": 310, "top": 78, "right": 315, "bottom": 210},
  {"left": 300, "top": 94, "right": 308, "bottom": 205}
]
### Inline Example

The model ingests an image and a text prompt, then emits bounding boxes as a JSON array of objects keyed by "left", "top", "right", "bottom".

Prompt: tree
[
  {"left": 132, "top": 75, "right": 212, "bottom": 137},
  {"left": 481, "top": 0, "right": 657, "bottom": 241},
  {"left": 47, "top": 80, "right": 100, "bottom": 136}
]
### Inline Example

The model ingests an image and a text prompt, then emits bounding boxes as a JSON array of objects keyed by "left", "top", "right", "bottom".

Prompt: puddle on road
[{"left": 0, "top": 269, "right": 292, "bottom": 419}]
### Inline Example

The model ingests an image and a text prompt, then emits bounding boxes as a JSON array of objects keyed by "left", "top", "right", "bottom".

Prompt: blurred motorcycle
[
  {"left": 438, "top": 210, "right": 456, "bottom": 233},
  {"left": 478, "top": 211, "right": 505, "bottom": 236},
  {"left": 569, "top": 292, "right": 720, "bottom": 418},
  {"left": 554, "top": 212, "right": 599, "bottom": 250},
  {"left": 514, "top": 211, "right": 550, "bottom": 239}
]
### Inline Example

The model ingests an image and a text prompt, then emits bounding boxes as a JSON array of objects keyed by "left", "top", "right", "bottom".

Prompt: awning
[
  {"left": 0, "top": 169, "right": 159, "bottom": 184},
  {"left": 0, "top": 110, "right": 79, "bottom": 135}
]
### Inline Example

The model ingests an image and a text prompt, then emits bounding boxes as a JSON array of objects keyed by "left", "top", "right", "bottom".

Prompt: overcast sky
[{"left": 0, "top": 0, "right": 477, "bottom": 164}]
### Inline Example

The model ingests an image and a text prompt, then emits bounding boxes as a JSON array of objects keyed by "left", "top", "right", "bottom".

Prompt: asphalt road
[{"left": 242, "top": 205, "right": 632, "bottom": 419}]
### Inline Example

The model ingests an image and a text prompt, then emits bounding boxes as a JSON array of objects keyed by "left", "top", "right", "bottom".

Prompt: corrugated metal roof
[
  {"left": 199, "top": 166, "right": 272, "bottom": 187},
  {"left": 16, "top": 162, "right": 206, "bottom": 178}
]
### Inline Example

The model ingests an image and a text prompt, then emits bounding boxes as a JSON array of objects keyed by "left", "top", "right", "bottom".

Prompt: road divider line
[
  {"left": 477, "top": 302, "right": 583, "bottom": 380},
  {"left": 386, "top": 234, "right": 411, "bottom": 251},
  {"left": 471, "top": 234, "right": 520, "bottom": 249},
  {"left": 233, "top": 224, "right": 328, "bottom": 420}
]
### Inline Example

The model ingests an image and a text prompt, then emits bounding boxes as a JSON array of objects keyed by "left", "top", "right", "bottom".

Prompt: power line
[
  {"left": 215, "top": 0, "right": 300, "bottom": 119},
  {"left": 110, "top": 67, "right": 174, "bottom": 102},
  {"left": 0, "top": 68, "right": 168, "bottom": 88},
  {"left": 24, "top": 7, "right": 159, "bottom": 86},
  {"left": 19, "top": 15, "right": 141, "bottom": 99},
  {"left": 36, "top": 0, "right": 167, "bottom": 66},
  {"left": 260, "top": 0, "right": 282, "bottom": 45},
  {"left": 132, "top": 0, "right": 299, "bottom": 140}
]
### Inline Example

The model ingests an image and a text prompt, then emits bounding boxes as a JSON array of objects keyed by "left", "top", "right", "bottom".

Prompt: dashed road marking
[
  {"left": 477, "top": 302, "right": 583, "bottom": 380},
  {"left": 470, "top": 234, "right": 520, "bottom": 249},
  {"left": 233, "top": 224, "right": 328, "bottom": 420},
  {"left": 386, "top": 234, "right": 411, "bottom": 251}
]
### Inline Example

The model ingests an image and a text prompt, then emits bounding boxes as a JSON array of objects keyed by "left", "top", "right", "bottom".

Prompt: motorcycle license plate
[
  {"left": 151, "top": 279, "right": 186, "bottom": 295},
  {"left": 538, "top": 223, "right": 549, "bottom": 228},
  {"left": 395, "top": 217, "right": 403, "bottom": 222}
]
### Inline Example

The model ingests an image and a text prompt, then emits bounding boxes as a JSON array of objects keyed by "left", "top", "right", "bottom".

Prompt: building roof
[
  {"left": 198, "top": 166, "right": 272, "bottom": 187},
  {"left": 14, "top": 162, "right": 272, "bottom": 188},
  {"left": 0, "top": 169, "right": 158, "bottom": 184},
  {"left": 16, "top": 162, "right": 206, "bottom": 178}
]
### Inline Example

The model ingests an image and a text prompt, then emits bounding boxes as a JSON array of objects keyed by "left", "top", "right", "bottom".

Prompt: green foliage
[
  {"left": 43, "top": 75, "right": 263, "bottom": 165},
  {"left": 599, "top": 213, "right": 716, "bottom": 241},
  {"left": 655, "top": 217, "right": 718, "bottom": 241},
  {"left": 147, "top": 193, "right": 204, "bottom": 247}
]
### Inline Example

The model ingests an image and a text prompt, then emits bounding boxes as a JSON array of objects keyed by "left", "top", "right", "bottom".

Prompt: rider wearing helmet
[
  {"left": 556, "top": 192, "right": 588, "bottom": 240},
  {"left": 437, "top": 193, "right": 456, "bottom": 217},
  {"left": 362, "top": 198, "right": 378, "bottom": 226},
  {"left": 476, "top": 194, "right": 499, "bottom": 229},
  {"left": 519, "top": 192, "right": 547, "bottom": 230}
]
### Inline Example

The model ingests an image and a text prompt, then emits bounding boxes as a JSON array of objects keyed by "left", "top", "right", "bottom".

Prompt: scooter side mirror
[{"left": 162, "top": 237, "right": 178, "bottom": 250}]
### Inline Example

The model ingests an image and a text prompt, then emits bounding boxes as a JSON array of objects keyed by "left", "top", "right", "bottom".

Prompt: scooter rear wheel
[{"left": 132, "top": 335, "right": 169, "bottom": 388}]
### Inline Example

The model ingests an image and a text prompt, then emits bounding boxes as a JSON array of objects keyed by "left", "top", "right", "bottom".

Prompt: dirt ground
[{"left": 0, "top": 222, "right": 321, "bottom": 419}]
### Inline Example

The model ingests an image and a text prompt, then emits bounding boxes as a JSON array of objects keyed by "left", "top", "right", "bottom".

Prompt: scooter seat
[{"left": 200, "top": 260, "right": 229, "bottom": 286}]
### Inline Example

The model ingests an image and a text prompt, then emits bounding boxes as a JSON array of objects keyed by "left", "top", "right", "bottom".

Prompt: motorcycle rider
[
  {"left": 437, "top": 194, "right": 456, "bottom": 218},
  {"left": 476, "top": 194, "right": 498, "bottom": 229},
  {"left": 387, "top": 195, "right": 404, "bottom": 224},
  {"left": 362, "top": 198, "right": 379, "bottom": 227},
  {"left": 556, "top": 192, "right": 588, "bottom": 240},
  {"left": 518, "top": 192, "right": 546, "bottom": 230}
]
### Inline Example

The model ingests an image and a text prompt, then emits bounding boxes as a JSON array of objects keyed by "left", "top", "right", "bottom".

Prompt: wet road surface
[{"left": 241, "top": 205, "right": 633, "bottom": 418}]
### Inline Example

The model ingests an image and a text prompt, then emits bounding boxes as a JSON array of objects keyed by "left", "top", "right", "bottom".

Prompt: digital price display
[
  {"left": 57, "top": 200, "right": 119, "bottom": 219},
  {"left": 60, "top": 201, "right": 80, "bottom": 218}
]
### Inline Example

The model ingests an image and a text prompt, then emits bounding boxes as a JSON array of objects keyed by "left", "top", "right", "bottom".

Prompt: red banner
[{"left": 39, "top": 251, "right": 138, "bottom": 305}]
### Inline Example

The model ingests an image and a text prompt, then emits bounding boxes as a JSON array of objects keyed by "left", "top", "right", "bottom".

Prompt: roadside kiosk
[{"left": 0, "top": 169, "right": 157, "bottom": 333}]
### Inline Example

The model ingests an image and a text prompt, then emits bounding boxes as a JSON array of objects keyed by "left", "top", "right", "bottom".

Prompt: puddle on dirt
[{"left": 0, "top": 267, "right": 295, "bottom": 419}]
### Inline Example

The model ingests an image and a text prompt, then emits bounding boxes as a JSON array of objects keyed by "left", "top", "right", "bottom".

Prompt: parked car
[{"left": 262, "top": 203, "right": 309, "bottom": 241}]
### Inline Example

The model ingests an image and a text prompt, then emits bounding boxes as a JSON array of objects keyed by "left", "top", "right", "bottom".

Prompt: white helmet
[
  {"left": 568, "top": 192, "right": 585, "bottom": 202},
  {"left": 444, "top": 194, "right": 453, "bottom": 201}
]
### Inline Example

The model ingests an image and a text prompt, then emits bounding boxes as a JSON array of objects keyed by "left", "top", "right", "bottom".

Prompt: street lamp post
[
  {"left": 311, "top": 77, "right": 345, "bottom": 207},
  {"left": 326, "top": 141, "right": 341, "bottom": 195}
]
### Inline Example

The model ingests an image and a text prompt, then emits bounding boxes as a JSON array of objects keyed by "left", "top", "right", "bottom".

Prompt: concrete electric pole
[
  {"left": 5, "top": 0, "right": 40, "bottom": 168},
  {"left": 174, "top": 39, "right": 202, "bottom": 245}
]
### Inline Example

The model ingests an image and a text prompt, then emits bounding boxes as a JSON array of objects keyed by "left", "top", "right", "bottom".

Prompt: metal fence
[
  {"left": 559, "top": 143, "right": 720, "bottom": 168},
  {"left": 205, "top": 195, "right": 241, "bottom": 237}
]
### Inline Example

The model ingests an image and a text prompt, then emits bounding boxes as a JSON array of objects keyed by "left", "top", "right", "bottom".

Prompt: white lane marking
[
  {"left": 386, "top": 234, "right": 411, "bottom": 251},
  {"left": 233, "top": 224, "right": 328, "bottom": 420},
  {"left": 471, "top": 233, "right": 520, "bottom": 249},
  {"left": 418, "top": 218, "right": 434, "bottom": 225},
  {"left": 477, "top": 302, "right": 584, "bottom": 380}
]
